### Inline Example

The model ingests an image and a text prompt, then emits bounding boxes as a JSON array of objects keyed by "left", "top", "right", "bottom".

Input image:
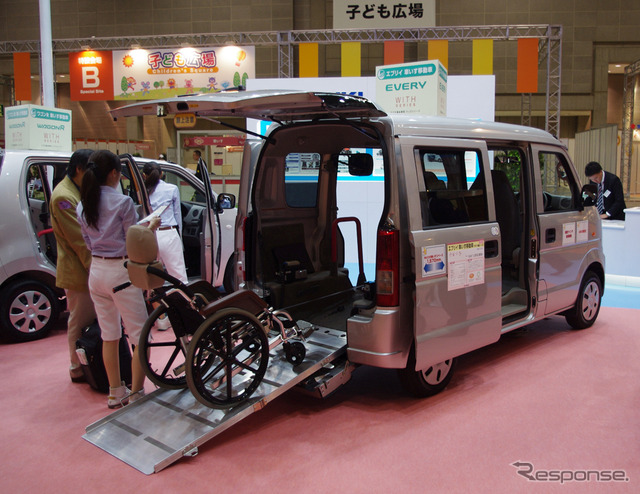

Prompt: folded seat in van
[{"left": 259, "top": 224, "right": 352, "bottom": 310}]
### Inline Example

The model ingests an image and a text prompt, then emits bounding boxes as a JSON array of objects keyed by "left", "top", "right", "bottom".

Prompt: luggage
[{"left": 75, "top": 321, "right": 132, "bottom": 393}]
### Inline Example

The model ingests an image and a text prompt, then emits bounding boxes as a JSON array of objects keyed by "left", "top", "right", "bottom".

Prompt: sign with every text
[{"left": 375, "top": 60, "right": 447, "bottom": 116}]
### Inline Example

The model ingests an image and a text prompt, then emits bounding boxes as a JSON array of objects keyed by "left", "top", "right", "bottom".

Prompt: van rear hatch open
[{"left": 109, "top": 90, "right": 387, "bottom": 122}]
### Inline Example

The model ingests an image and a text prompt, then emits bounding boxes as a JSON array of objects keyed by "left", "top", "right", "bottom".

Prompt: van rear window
[{"left": 284, "top": 152, "right": 320, "bottom": 208}]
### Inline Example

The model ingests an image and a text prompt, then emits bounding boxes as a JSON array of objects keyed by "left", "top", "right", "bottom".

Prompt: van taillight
[{"left": 376, "top": 228, "right": 399, "bottom": 306}]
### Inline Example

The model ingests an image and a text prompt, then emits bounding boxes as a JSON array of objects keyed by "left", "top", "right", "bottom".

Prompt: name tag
[{"left": 604, "top": 190, "right": 611, "bottom": 198}]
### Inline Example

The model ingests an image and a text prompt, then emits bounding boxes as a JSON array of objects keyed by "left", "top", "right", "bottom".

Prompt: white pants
[
  {"left": 88, "top": 257, "right": 147, "bottom": 346},
  {"left": 156, "top": 228, "right": 188, "bottom": 283}
]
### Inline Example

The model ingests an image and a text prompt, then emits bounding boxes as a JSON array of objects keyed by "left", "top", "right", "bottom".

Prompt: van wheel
[
  {"left": 398, "top": 348, "right": 456, "bottom": 398},
  {"left": 0, "top": 280, "right": 61, "bottom": 342},
  {"left": 565, "top": 270, "right": 602, "bottom": 330}
]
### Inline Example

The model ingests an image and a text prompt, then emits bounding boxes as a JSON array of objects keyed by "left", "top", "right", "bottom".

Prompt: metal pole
[{"left": 38, "top": 0, "right": 55, "bottom": 107}]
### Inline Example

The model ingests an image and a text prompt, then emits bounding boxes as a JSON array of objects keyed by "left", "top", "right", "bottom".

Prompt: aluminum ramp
[{"left": 83, "top": 323, "right": 347, "bottom": 475}]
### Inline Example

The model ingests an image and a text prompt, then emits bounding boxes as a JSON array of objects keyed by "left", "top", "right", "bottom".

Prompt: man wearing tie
[{"left": 585, "top": 161, "right": 626, "bottom": 220}]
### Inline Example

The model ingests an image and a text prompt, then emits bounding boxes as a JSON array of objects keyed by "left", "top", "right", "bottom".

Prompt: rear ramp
[{"left": 83, "top": 323, "right": 347, "bottom": 474}]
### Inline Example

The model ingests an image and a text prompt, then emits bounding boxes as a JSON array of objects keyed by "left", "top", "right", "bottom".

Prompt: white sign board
[
  {"left": 4, "top": 104, "right": 72, "bottom": 152},
  {"left": 333, "top": 0, "right": 435, "bottom": 29},
  {"left": 376, "top": 60, "right": 447, "bottom": 116},
  {"left": 447, "top": 240, "right": 485, "bottom": 291}
]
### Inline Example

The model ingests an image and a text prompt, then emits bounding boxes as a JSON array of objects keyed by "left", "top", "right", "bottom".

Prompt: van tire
[
  {"left": 565, "top": 270, "right": 602, "bottom": 330},
  {"left": 0, "top": 280, "right": 61, "bottom": 343},
  {"left": 398, "top": 348, "right": 456, "bottom": 398}
]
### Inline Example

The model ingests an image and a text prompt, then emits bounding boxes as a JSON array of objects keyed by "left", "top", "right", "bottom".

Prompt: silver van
[
  {"left": 0, "top": 149, "right": 236, "bottom": 342},
  {"left": 112, "top": 91, "right": 605, "bottom": 397}
]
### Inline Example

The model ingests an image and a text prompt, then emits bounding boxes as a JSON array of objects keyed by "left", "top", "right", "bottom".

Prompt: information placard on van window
[{"left": 447, "top": 240, "right": 485, "bottom": 291}]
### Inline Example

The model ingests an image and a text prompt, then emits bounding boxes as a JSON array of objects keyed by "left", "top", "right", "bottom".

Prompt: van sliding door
[{"left": 400, "top": 137, "right": 502, "bottom": 371}]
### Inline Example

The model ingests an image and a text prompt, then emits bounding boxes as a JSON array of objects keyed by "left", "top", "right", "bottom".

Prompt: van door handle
[
  {"left": 485, "top": 239, "right": 499, "bottom": 258},
  {"left": 545, "top": 228, "right": 556, "bottom": 243}
]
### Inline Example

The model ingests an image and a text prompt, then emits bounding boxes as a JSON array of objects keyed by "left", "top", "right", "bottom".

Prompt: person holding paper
[{"left": 142, "top": 161, "right": 188, "bottom": 284}]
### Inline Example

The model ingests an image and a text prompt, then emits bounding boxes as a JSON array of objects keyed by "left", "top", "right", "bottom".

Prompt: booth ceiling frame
[{"left": 1, "top": 24, "right": 562, "bottom": 137}]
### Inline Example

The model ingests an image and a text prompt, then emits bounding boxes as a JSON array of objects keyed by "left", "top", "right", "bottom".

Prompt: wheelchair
[{"left": 123, "top": 225, "right": 308, "bottom": 409}]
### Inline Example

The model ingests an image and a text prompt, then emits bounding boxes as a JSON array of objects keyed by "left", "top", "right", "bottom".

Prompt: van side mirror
[
  {"left": 344, "top": 153, "right": 374, "bottom": 176},
  {"left": 582, "top": 183, "right": 597, "bottom": 201},
  {"left": 217, "top": 193, "right": 236, "bottom": 210},
  {"left": 580, "top": 183, "right": 597, "bottom": 211}
]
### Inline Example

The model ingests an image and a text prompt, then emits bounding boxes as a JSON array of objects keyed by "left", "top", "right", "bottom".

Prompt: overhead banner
[
  {"left": 333, "top": 0, "right": 435, "bottom": 29},
  {"left": 112, "top": 46, "right": 255, "bottom": 100},
  {"left": 375, "top": 60, "right": 447, "bottom": 116},
  {"left": 69, "top": 46, "right": 255, "bottom": 101}
]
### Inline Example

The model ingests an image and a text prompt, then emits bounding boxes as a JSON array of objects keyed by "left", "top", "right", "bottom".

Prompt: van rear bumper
[{"left": 346, "top": 307, "right": 411, "bottom": 369}]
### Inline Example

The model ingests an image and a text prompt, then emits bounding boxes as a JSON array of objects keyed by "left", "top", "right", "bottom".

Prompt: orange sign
[
  {"left": 173, "top": 113, "right": 197, "bottom": 128},
  {"left": 69, "top": 51, "right": 114, "bottom": 101}
]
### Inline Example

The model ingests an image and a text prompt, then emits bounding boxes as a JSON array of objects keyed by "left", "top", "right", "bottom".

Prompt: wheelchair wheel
[
  {"left": 186, "top": 308, "right": 269, "bottom": 409},
  {"left": 138, "top": 305, "right": 191, "bottom": 389}
]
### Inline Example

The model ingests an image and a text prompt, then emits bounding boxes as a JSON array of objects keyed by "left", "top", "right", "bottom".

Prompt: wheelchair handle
[
  {"left": 145, "top": 265, "right": 196, "bottom": 299},
  {"left": 113, "top": 281, "right": 132, "bottom": 293}
]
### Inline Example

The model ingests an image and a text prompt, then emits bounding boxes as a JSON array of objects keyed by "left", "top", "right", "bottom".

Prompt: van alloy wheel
[
  {"left": 0, "top": 280, "right": 60, "bottom": 342},
  {"left": 565, "top": 270, "right": 602, "bottom": 329}
]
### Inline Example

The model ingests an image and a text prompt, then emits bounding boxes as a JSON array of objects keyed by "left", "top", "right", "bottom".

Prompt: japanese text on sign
[
  {"left": 345, "top": 3, "right": 424, "bottom": 20},
  {"left": 447, "top": 240, "right": 485, "bottom": 291},
  {"left": 334, "top": 0, "right": 435, "bottom": 29}
]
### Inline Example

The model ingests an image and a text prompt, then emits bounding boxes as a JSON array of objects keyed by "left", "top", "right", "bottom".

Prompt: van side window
[
  {"left": 539, "top": 152, "right": 578, "bottom": 211},
  {"left": 163, "top": 169, "right": 202, "bottom": 205},
  {"left": 418, "top": 149, "right": 488, "bottom": 228},
  {"left": 26, "top": 164, "right": 46, "bottom": 201},
  {"left": 284, "top": 152, "right": 320, "bottom": 208}
]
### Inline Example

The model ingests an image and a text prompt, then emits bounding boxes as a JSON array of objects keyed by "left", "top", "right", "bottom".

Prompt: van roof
[{"left": 389, "top": 114, "right": 561, "bottom": 147}]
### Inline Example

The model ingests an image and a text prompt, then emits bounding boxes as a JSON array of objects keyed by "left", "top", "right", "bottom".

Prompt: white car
[{"left": 0, "top": 149, "right": 235, "bottom": 342}]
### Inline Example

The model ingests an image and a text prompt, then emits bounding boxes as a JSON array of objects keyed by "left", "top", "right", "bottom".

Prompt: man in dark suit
[{"left": 585, "top": 161, "right": 626, "bottom": 220}]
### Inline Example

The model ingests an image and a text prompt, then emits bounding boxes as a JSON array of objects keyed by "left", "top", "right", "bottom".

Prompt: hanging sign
[
  {"left": 333, "top": 0, "right": 435, "bottom": 29},
  {"left": 69, "top": 50, "right": 115, "bottom": 101},
  {"left": 173, "top": 113, "right": 197, "bottom": 129},
  {"left": 183, "top": 136, "right": 246, "bottom": 147},
  {"left": 375, "top": 59, "right": 447, "bottom": 116},
  {"left": 112, "top": 46, "right": 255, "bottom": 100},
  {"left": 69, "top": 46, "right": 255, "bottom": 101}
]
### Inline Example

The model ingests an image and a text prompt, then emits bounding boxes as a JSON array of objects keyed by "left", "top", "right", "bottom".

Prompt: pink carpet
[{"left": 1, "top": 307, "right": 638, "bottom": 493}]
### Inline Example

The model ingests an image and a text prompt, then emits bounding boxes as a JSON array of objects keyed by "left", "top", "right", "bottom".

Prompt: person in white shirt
[{"left": 142, "top": 161, "right": 188, "bottom": 284}]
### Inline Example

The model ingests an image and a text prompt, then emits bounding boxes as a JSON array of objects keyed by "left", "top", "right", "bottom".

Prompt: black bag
[{"left": 75, "top": 321, "right": 132, "bottom": 393}]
